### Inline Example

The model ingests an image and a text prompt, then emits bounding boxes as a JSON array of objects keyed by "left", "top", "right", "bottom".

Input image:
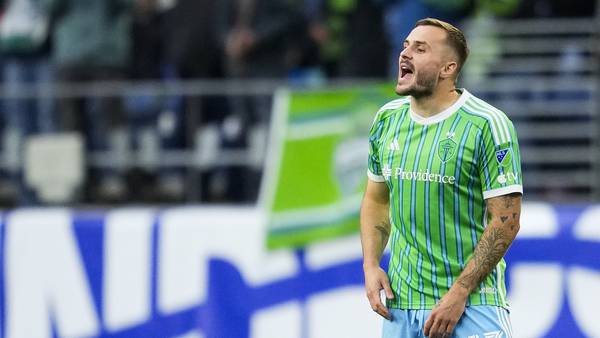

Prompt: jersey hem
[
  {"left": 367, "top": 170, "right": 385, "bottom": 182},
  {"left": 387, "top": 302, "right": 437, "bottom": 310},
  {"left": 387, "top": 302, "right": 510, "bottom": 311},
  {"left": 483, "top": 185, "right": 523, "bottom": 199}
]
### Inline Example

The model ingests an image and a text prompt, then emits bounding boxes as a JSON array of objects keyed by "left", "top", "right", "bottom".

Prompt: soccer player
[{"left": 360, "top": 18, "right": 522, "bottom": 338}]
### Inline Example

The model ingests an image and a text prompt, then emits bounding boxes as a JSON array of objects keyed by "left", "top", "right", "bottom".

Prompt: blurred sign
[
  {"left": 0, "top": 204, "right": 599, "bottom": 338},
  {"left": 261, "top": 85, "right": 394, "bottom": 249},
  {"left": 24, "top": 133, "right": 85, "bottom": 203}
]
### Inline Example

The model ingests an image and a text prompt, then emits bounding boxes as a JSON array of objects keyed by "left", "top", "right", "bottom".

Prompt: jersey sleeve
[
  {"left": 367, "top": 112, "right": 385, "bottom": 182},
  {"left": 478, "top": 118, "right": 523, "bottom": 199}
]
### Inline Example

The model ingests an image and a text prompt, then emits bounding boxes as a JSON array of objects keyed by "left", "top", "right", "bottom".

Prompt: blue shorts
[{"left": 382, "top": 305, "right": 513, "bottom": 338}]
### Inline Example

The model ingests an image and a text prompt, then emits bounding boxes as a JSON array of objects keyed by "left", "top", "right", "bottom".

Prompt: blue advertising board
[{"left": 0, "top": 204, "right": 599, "bottom": 338}]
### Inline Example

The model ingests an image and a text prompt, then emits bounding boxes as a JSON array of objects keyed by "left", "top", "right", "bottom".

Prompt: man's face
[{"left": 395, "top": 25, "right": 452, "bottom": 98}]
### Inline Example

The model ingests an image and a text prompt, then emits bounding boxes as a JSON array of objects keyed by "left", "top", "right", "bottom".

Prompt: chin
[{"left": 395, "top": 84, "right": 412, "bottom": 96}]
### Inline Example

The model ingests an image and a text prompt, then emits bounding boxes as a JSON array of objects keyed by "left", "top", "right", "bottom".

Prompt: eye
[{"left": 417, "top": 48, "right": 426, "bottom": 53}]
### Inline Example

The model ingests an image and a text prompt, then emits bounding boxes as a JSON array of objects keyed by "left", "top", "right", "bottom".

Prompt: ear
[{"left": 440, "top": 61, "right": 458, "bottom": 79}]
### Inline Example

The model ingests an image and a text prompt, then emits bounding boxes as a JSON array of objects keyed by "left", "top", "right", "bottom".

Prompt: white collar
[{"left": 409, "top": 89, "right": 471, "bottom": 125}]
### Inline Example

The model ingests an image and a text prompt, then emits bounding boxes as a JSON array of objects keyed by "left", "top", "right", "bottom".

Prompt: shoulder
[
  {"left": 460, "top": 92, "right": 515, "bottom": 146},
  {"left": 372, "top": 96, "right": 410, "bottom": 124}
]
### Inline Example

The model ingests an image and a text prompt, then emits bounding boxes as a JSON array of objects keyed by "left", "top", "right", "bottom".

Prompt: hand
[
  {"left": 364, "top": 265, "right": 394, "bottom": 320},
  {"left": 225, "top": 28, "right": 256, "bottom": 60},
  {"left": 423, "top": 288, "right": 467, "bottom": 337}
]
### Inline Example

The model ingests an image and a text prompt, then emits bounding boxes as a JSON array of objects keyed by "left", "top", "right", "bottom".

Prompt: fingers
[
  {"left": 443, "top": 323, "right": 454, "bottom": 338},
  {"left": 366, "top": 287, "right": 391, "bottom": 320},
  {"left": 382, "top": 278, "right": 394, "bottom": 300},
  {"left": 445, "top": 321, "right": 456, "bottom": 337},
  {"left": 428, "top": 320, "right": 445, "bottom": 338},
  {"left": 364, "top": 269, "right": 394, "bottom": 320},
  {"left": 423, "top": 309, "right": 443, "bottom": 337},
  {"left": 372, "top": 300, "right": 392, "bottom": 320},
  {"left": 424, "top": 314, "right": 456, "bottom": 337},
  {"left": 427, "top": 316, "right": 442, "bottom": 337},
  {"left": 423, "top": 314, "right": 433, "bottom": 336}
]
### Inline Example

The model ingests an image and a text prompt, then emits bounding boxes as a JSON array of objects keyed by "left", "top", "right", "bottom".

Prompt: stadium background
[{"left": 0, "top": 0, "right": 599, "bottom": 337}]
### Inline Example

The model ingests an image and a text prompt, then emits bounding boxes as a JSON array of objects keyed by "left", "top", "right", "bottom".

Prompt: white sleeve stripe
[
  {"left": 469, "top": 97, "right": 512, "bottom": 145},
  {"left": 381, "top": 101, "right": 407, "bottom": 109},
  {"left": 483, "top": 185, "right": 523, "bottom": 199},
  {"left": 371, "top": 98, "right": 410, "bottom": 127},
  {"left": 367, "top": 170, "right": 385, "bottom": 182},
  {"left": 465, "top": 100, "right": 506, "bottom": 144},
  {"left": 468, "top": 97, "right": 509, "bottom": 143},
  {"left": 471, "top": 96, "right": 511, "bottom": 143},
  {"left": 462, "top": 104, "right": 501, "bottom": 145},
  {"left": 379, "top": 98, "right": 409, "bottom": 109},
  {"left": 382, "top": 97, "right": 410, "bottom": 107}
]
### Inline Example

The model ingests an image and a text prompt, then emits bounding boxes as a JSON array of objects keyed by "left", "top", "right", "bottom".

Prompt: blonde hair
[{"left": 415, "top": 18, "right": 469, "bottom": 73}]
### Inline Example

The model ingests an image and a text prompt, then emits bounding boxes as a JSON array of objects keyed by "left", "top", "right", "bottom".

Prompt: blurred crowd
[{"left": 0, "top": 0, "right": 594, "bottom": 206}]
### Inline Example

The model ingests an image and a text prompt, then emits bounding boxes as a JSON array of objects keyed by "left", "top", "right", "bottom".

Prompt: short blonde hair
[{"left": 415, "top": 18, "right": 469, "bottom": 73}]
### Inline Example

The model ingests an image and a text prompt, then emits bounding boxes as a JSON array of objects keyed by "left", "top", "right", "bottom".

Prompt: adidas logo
[
  {"left": 468, "top": 331, "right": 503, "bottom": 338},
  {"left": 484, "top": 331, "right": 503, "bottom": 338},
  {"left": 389, "top": 139, "right": 400, "bottom": 151}
]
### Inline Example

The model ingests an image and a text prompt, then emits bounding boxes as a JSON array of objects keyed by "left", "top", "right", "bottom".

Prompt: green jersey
[{"left": 367, "top": 89, "right": 522, "bottom": 309}]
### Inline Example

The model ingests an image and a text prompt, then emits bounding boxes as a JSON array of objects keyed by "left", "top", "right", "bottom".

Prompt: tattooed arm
[
  {"left": 424, "top": 193, "right": 522, "bottom": 337},
  {"left": 455, "top": 193, "right": 522, "bottom": 292},
  {"left": 360, "top": 179, "right": 393, "bottom": 320}
]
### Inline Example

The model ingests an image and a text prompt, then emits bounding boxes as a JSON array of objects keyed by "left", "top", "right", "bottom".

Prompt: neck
[{"left": 410, "top": 83, "right": 461, "bottom": 118}]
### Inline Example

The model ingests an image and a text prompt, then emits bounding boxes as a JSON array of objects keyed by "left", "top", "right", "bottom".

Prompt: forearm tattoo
[
  {"left": 457, "top": 194, "right": 520, "bottom": 292},
  {"left": 457, "top": 227, "right": 511, "bottom": 291},
  {"left": 374, "top": 222, "right": 391, "bottom": 248}
]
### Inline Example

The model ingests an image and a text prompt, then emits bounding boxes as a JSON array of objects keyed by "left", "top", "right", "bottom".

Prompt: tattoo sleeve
[{"left": 455, "top": 193, "right": 521, "bottom": 293}]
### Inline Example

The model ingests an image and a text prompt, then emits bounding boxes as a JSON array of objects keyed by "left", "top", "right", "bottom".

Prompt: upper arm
[
  {"left": 478, "top": 116, "right": 523, "bottom": 200},
  {"left": 364, "top": 179, "right": 389, "bottom": 206},
  {"left": 485, "top": 193, "right": 522, "bottom": 230}
]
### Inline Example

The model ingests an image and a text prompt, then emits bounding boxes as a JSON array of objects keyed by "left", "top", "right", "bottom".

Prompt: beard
[{"left": 395, "top": 69, "right": 438, "bottom": 98}]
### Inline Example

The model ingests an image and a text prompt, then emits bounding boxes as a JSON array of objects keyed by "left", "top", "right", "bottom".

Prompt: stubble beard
[{"left": 395, "top": 71, "right": 438, "bottom": 99}]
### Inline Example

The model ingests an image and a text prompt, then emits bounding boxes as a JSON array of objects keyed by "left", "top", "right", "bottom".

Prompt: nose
[{"left": 399, "top": 47, "right": 411, "bottom": 60}]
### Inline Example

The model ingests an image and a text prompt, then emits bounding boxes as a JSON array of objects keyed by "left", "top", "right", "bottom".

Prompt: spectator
[
  {"left": 130, "top": 0, "right": 162, "bottom": 81},
  {"left": 161, "top": 0, "right": 231, "bottom": 202},
  {"left": 305, "top": 0, "right": 389, "bottom": 78},
  {"left": 223, "top": 0, "right": 305, "bottom": 202},
  {"left": 225, "top": 0, "right": 305, "bottom": 79},
  {"left": 43, "top": 0, "right": 133, "bottom": 202},
  {"left": 0, "top": 0, "right": 54, "bottom": 205},
  {"left": 122, "top": 0, "right": 167, "bottom": 202}
]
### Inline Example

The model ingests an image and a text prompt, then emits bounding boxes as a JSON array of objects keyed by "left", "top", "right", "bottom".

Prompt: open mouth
[{"left": 400, "top": 65, "right": 414, "bottom": 78}]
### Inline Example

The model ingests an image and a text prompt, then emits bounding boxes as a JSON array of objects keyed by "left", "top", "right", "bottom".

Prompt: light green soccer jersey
[{"left": 367, "top": 89, "right": 522, "bottom": 310}]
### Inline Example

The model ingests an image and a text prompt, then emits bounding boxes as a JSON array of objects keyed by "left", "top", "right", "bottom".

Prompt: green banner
[{"left": 262, "top": 84, "right": 396, "bottom": 249}]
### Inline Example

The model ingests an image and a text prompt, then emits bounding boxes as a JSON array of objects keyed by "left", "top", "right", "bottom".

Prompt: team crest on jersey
[
  {"left": 496, "top": 148, "right": 511, "bottom": 166},
  {"left": 438, "top": 138, "right": 457, "bottom": 163}
]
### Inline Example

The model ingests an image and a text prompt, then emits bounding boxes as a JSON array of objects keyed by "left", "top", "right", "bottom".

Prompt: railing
[
  {"left": 0, "top": 79, "right": 287, "bottom": 205},
  {"left": 462, "top": 17, "right": 598, "bottom": 202},
  {"left": 0, "top": 17, "right": 598, "bottom": 205}
]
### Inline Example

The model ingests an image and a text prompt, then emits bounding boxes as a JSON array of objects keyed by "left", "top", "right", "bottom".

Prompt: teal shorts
[{"left": 382, "top": 305, "right": 513, "bottom": 338}]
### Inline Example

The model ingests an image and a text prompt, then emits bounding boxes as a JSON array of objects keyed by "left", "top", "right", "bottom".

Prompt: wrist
[
  {"left": 449, "top": 284, "right": 471, "bottom": 300},
  {"left": 363, "top": 259, "right": 381, "bottom": 270}
]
